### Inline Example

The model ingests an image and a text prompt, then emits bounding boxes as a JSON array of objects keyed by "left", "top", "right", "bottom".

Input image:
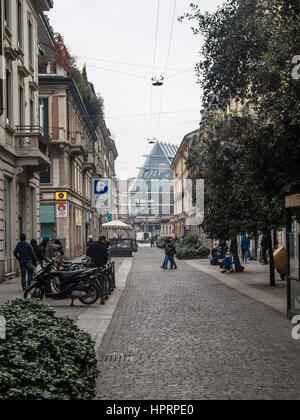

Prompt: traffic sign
[
  {"left": 94, "top": 180, "right": 109, "bottom": 195},
  {"left": 92, "top": 179, "right": 115, "bottom": 214},
  {"left": 56, "top": 203, "right": 68, "bottom": 218},
  {"left": 56, "top": 192, "right": 67, "bottom": 201}
]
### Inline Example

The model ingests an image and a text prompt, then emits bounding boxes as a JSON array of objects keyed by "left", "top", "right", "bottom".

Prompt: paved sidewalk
[
  {"left": 96, "top": 248, "right": 300, "bottom": 400},
  {"left": 0, "top": 257, "right": 133, "bottom": 353},
  {"left": 185, "top": 259, "right": 287, "bottom": 315}
]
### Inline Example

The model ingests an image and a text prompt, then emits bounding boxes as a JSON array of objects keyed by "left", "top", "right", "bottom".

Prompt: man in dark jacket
[
  {"left": 14, "top": 234, "right": 38, "bottom": 290},
  {"left": 87, "top": 235, "right": 109, "bottom": 268},
  {"left": 166, "top": 241, "right": 177, "bottom": 270}
]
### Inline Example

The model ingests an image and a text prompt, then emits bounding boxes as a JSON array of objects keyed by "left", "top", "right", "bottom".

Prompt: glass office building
[{"left": 130, "top": 142, "right": 178, "bottom": 218}]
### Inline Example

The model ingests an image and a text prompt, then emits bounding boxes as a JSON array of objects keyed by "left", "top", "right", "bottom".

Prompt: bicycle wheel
[
  {"left": 24, "top": 283, "right": 45, "bottom": 300},
  {"left": 78, "top": 281, "right": 99, "bottom": 305},
  {"left": 97, "top": 273, "right": 110, "bottom": 299}
]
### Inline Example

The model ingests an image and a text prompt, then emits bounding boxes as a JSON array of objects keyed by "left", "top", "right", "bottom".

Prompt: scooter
[{"left": 24, "top": 259, "right": 99, "bottom": 306}]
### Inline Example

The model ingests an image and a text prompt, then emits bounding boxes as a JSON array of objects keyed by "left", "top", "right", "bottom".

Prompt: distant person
[
  {"left": 218, "top": 240, "right": 228, "bottom": 259},
  {"left": 86, "top": 235, "right": 94, "bottom": 252},
  {"left": 166, "top": 241, "right": 177, "bottom": 270},
  {"left": 161, "top": 239, "right": 174, "bottom": 269},
  {"left": 31, "top": 239, "right": 43, "bottom": 262},
  {"left": 14, "top": 234, "right": 38, "bottom": 290},
  {"left": 87, "top": 236, "right": 109, "bottom": 268},
  {"left": 150, "top": 238, "right": 155, "bottom": 248},
  {"left": 240, "top": 234, "right": 250, "bottom": 263},
  {"left": 39, "top": 235, "right": 50, "bottom": 262}
]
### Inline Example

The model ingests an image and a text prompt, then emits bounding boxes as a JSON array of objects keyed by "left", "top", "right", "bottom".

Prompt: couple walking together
[{"left": 161, "top": 238, "right": 177, "bottom": 270}]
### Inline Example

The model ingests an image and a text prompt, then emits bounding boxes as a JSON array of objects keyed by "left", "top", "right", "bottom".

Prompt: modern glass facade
[{"left": 130, "top": 142, "right": 178, "bottom": 218}]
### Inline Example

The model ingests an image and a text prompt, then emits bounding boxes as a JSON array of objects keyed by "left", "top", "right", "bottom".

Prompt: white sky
[{"left": 46, "top": 0, "right": 224, "bottom": 179}]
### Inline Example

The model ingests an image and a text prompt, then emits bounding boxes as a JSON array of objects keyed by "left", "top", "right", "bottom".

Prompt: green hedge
[
  {"left": 0, "top": 299, "right": 99, "bottom": 400},
  {"left": 175, "top": 245, "right": 210, "bottom": 260}
]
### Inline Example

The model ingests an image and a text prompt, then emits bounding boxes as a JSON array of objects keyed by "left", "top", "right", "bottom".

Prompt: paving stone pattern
[{"left": 96, "top": 248, "right": 300, "bottom": 400}]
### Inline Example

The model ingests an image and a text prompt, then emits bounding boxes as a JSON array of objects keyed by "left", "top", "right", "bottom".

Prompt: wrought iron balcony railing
[{"left": 15, "top": 125, "right": 51, "bottom": 142}]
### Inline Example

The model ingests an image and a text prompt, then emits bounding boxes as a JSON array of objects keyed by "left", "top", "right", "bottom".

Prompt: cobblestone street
[{"left": 96, "top": 248, "right": 300, "bottom": 400}]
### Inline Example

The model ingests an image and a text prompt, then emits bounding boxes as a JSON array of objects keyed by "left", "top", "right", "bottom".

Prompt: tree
[
  {"left": 72, "top": 63, "right": 104, "bottom": 130},
  {"left": 182, "top": 0, "right": 300, "bottom": 285}
]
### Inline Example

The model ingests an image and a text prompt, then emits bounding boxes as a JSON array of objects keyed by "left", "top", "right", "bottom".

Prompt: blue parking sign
[{"left": 94, "top": 180, "right": 109, "bottom": 195}]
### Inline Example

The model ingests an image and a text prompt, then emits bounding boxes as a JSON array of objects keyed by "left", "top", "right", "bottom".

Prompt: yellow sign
[{"left": 56, "top": 192, "right": 67, "bottom": 201}]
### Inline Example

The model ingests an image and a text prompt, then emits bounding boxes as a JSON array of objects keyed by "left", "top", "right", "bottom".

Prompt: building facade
[
  {"left": 0, "top": 0, "right": 53, "bottom": 281},
  {"left": 171, "top": 129, "right": 211, "bottom": 246},
  {"left": 37, "top": 15, "right": 118, "bottom": 258},
  {"left": 38, "top": 73, "right": 99, "bottom": 258}
]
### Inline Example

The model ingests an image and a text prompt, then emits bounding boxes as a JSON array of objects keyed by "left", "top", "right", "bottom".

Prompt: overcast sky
[{"left": 46, "top": 0, "right": 224, "bottom": 179}]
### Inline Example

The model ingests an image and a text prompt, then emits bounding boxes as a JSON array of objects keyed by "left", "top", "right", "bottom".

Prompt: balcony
[
  {"left": 15, "top": 125, "right": 51, "bottom": 172},
  {"left": 94, "top": 163, "right": 104, "bottom": 177},
  {"left": 70, "top": 131, "right": 85, "bottom": 157},
  {"left": 83, "top": 152, "right": 96, "bottom": 172}
]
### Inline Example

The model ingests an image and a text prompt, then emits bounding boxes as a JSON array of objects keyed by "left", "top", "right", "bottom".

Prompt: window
[
  {"left": 19, "top": 86, "right": 24, "bottom": 125},
  {"left": 6, "top": 70, "right": 11, "bottom": 125},
  {"left": 30, "top": 98, "right": 34, "bottom": 126},
  {"left": 40, "top": 166, "right": 51, "bottom": 184},
  {"left": 39, "top": 98, "right": 49, "bottom": 135},
  {"left": 17, "top": 0, "right": 23, "bottom": 49},
  {"left": 28, "top": 20, "right": 33, "bottom": 66},
  {"left": 4, "top": 0, "right": 10, "bottom": 28}
]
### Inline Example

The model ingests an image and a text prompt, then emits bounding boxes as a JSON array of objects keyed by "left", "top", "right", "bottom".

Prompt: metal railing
[{"left": 15, "top": 125, "right": 51, "bottom": 142}]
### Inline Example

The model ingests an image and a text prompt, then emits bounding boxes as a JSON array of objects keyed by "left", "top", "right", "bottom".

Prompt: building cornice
[{"left": 30, "top": 0, "right": 54, "bottom": 13}]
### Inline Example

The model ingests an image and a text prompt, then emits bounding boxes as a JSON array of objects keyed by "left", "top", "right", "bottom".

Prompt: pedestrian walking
[
  {"left": 150, "top": 238, "right": 155, "bottom": 248},
  {"left": 87, "top": 235, "right": 109, "bottom": 268},
  {"left": 240, "top": 234, "right": 250, "bottom": 263},
  {"left": 14, "top": 234, "right": 38, "bottom": 290},
  {"left": 161, "top": 239, "right": 170, "bottom": 269},
  {"left": 166, "top": 241, "right": 177, "bottom": 270}
]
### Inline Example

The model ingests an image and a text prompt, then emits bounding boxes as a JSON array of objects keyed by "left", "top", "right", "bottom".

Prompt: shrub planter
[
  {"left": 0, "top": 299, "right": 99, "bottom": 400},
  {"left": 175, "top": 245, "right": 210, "bottom": 260}
]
